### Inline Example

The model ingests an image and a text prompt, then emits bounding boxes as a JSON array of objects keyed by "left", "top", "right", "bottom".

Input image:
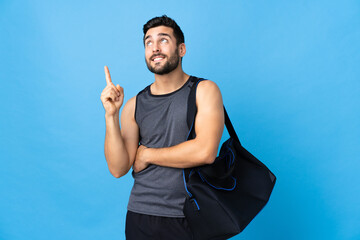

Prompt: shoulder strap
[
  {"left": 134, "top": 84, "right": 151, "bottom": 123},
  {"left": 186, "top": 77, "right": 203, "bottom": 135},
  {"left": 186, "top": 78, "right": 241, "bottom": 145}
]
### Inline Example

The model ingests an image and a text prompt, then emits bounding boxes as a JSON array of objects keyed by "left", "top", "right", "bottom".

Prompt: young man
[{"left": 100, "top": 15, "right": 224, "bottom": 239}]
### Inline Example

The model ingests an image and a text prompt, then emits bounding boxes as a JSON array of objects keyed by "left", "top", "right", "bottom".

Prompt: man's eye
[
  {"left": 161, "top": 39, "right": 168, "bottom": 43},
  {"left": 146, "top": 41, "right": 153, "bottom": 46}
]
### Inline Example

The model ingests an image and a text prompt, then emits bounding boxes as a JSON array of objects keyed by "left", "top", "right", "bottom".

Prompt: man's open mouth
[{"left": 152, "top": 55, "right": 165, "bottom": 62}]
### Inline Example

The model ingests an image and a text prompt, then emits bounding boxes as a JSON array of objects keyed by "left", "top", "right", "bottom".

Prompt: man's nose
[{"left": 152, "top": 42, "right": 160, "bottom": 53}]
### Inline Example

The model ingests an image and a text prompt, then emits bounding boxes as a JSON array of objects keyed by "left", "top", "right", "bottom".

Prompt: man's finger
[
  {"left": 104, "top": 66, "right": 112, "bottom": 85},
  {"left": 116, "top": 84, "right": 122, "bottom": 93}
]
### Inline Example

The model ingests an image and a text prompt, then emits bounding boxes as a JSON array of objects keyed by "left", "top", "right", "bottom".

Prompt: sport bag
[{"left": 183, "top": 77, "right": 276, "bottom": 240}]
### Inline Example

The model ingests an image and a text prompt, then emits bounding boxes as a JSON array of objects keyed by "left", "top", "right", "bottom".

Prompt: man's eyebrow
[
  {"left": 144, "top": 33, "right": 172, "bottom": 42},
  {"left": 144, "top": 35, "right": 152, "bottom": 42},
  {"left": 158, "top": 33, "right": 172, "bottom": 38}
]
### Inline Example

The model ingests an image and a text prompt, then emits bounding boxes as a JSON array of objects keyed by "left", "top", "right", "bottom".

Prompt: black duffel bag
[{"left": 183, "top": 77, "right": 276, "bottom": 240}]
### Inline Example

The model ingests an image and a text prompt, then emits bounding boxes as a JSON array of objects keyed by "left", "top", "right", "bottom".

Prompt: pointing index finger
[{"left": 104, "top": 66, "right": 112, "bottom": 85}]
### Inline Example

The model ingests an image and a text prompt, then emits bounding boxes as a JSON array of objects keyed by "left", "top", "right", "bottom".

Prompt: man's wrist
[
  {"left": 105, "top": 111, "right": 119, "bottom": 120},
  {"left": 142, "top": 146, "right": 152, "bottom": 165}
]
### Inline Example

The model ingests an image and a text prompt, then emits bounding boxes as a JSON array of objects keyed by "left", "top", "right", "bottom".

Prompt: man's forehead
[{"left": 145, "top": 26, "right": 174, "bottom": 39}]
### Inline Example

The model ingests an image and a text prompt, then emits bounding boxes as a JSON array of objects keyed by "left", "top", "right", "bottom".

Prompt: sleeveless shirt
[{"left": 127, "top": 76, "right": 197, "bottom": 217}]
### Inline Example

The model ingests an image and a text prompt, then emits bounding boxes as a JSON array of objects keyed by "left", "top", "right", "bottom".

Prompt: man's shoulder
[
  {"left": 123, "top": 96, "right": 137, "bottom": 114},
  {"left": 195, "top": 79, "right": 222, "bottom": 104},
  {"left": 196, "top": 79, "right": 221, "bottom": 92},
  {"left": 190, "top": 76, "right": 220, "bottom": 90}
]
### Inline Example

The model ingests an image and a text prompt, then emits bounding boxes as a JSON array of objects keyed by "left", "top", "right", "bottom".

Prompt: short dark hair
[{"left": 143, "top": 15, "right": 185, "bottom": 46}]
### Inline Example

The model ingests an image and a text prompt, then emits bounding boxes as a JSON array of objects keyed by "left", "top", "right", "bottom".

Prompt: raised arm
[
  {"left": 133, "top": 80, "right": 224, "bottom": 172},
  {"left": 101, "top": 66, "right": 139, "bottom": 178}
]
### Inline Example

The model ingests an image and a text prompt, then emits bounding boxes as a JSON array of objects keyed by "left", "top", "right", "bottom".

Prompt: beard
[{"left": 146, "top": 47, "right": 180, "bottom": 75}]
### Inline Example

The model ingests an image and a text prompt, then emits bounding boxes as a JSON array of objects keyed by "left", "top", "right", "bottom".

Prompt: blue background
[{"left": 1, "top": 0, "right": 359, "bottom": 239}]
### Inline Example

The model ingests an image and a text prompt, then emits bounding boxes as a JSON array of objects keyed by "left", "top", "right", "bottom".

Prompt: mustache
[{"left": 150, "top": 54, "right": 166, "bottom": 60}]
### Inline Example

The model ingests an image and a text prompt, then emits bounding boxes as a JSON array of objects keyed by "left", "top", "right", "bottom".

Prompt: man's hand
[
  {"left": 133, "top": 145, "right": 150, "bottom": 173},
  {"left": 100, "top": 66, "right": 124, "bottom": 116}
]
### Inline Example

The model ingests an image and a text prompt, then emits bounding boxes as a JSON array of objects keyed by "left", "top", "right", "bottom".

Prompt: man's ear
[{"left": 179, "top": 43, "right": 186, "bottom": 57}]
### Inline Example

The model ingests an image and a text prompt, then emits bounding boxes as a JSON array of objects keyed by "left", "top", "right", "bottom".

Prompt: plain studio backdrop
[{"left": 0, "top": 0, "right": 359, "bottom": 239}]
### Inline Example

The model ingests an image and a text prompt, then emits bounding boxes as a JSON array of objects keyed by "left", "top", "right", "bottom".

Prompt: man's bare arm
[
  {"left": 133, "top": 80, "right": 224, "bottom": 172},
  {"left": 104, "top": 97, "right": 139, "bottom": 177},
  {"left": 101, "top": 66, "right": 139, "bottom": 178}
]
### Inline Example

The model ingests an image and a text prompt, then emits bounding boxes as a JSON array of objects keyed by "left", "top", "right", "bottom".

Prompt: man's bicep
[
  {"left": 121, "top": 97, "right": 139, "bottom": 167},
  {"left": 194, "top": 81, "right": 224, "bottom": 157}
]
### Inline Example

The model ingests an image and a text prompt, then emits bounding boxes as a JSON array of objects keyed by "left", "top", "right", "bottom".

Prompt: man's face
[{"left": 144, "top": 26, "right": 181, "bottom": 75}]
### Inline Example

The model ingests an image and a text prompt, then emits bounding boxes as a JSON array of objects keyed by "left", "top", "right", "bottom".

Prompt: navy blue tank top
[{"left": 127, "top": 76, "right": 197, "bottom": 217}]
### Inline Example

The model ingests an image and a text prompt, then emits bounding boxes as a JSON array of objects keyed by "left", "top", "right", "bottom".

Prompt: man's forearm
[
  {"left": 142, "top": 138, "right": 219, "bottom": 169},
  {"left": 133, "top": 80, "right": 224, "bottom": 172},
  {"left": 104, "top": 113, "right": 131, "bottom": 177}
]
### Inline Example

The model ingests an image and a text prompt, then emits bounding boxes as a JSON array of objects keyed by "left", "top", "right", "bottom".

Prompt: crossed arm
[
  {"left": 133, "top": 80, "right": 224, "bottom": 172},
  {"left": 104, "top": 80, "right": 224, "bottom": 177}
]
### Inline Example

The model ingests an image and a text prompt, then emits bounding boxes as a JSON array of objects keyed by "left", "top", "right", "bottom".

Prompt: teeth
[{"left": 154, "top": 57, "right": 163, "bottom": 61}]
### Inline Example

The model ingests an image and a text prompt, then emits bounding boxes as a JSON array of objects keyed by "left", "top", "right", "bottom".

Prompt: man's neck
[{"left": 151, "top": 67, "right": 189, "bottom": 95}]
